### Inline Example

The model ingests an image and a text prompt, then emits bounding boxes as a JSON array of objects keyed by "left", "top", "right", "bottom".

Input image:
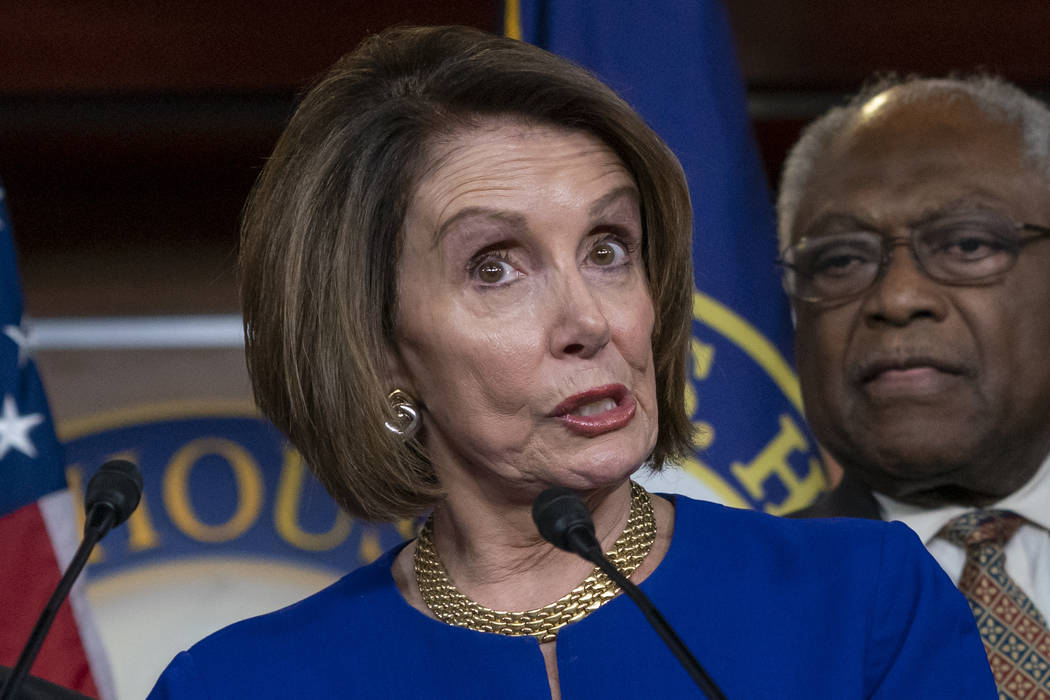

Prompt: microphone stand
[
  {"left": 534, "top": 487, "right": 728, "bottom": 699},
  {"left": 565, "top": 528, "right": 729, "bottom": 700},
  {"left": 0, "top": 506, "right": 115, "bottom": 700}
]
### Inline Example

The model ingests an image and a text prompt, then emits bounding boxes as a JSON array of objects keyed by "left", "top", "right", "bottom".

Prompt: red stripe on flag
[{"left": 0, "top": 501, "right": 99, "bottom": 697}]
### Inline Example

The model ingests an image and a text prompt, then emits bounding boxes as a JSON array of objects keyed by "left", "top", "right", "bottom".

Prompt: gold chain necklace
[{"left": 414, "top": 481, "right": 655, "bottom": 643}]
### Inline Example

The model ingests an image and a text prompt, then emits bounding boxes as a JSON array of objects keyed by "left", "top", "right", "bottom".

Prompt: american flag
[{"left": 0, "top": 181, "right": 111, "bottom": 697}]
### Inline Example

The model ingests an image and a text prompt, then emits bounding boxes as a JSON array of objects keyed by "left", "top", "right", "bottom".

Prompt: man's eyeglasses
[{"left": 777, "top": 210, "right": 1050, "bottom": 303}]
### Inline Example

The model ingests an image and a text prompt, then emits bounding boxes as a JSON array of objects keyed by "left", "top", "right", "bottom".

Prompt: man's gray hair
[{"left": 776, "top": 74, "right": 1050, "bottom": 249}]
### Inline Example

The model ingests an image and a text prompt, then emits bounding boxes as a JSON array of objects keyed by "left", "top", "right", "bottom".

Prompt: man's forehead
[
  {"left": 793, "top": 92, "right": 1037, "bottom": 232},
  {"left": 832, "top": 89, "right": 1017, "bottom": 158}
]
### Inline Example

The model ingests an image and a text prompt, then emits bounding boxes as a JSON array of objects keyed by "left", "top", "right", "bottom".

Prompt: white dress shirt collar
[{"left": 873, "top": 450, "right": 1050, "bottom": 545}]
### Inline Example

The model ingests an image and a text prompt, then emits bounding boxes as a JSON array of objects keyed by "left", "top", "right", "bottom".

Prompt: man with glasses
[{"left": 779, "top": 75, "right": 1050, "bottom": 696}]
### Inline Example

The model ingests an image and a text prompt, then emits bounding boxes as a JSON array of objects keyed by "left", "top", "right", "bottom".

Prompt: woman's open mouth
[{"left": 552, "top": 384, "right": 636, "bottom": 437}]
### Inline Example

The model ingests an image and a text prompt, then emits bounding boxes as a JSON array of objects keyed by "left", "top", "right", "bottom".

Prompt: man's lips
[
  {"left": 551, "top": 384, "right": 635, "bottom": 437},
  {"left": 853, "top": 355, "right": 968, "bottom": 399},
  {"left": 855, "top": 355, "right": 967, "bottom": 384}
]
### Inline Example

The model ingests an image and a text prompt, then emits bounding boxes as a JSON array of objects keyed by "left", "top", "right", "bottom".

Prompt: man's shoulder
[{"left": 788, "top": 475, "right": 882, "bottom": 520}]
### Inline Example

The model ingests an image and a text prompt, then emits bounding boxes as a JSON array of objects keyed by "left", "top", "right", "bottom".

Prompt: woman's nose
[{"left": 549, "top": 272, "right": 611, "bottom": 359}]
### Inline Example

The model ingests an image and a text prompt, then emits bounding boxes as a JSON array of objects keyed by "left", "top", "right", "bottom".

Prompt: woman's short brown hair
[{"left": 241, "top": 25, "right": 694, "bottom": 522}]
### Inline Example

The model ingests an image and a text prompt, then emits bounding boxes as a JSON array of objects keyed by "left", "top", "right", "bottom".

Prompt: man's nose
[{"left": 859, "top": 239, "right": 950, "bottom": 326}]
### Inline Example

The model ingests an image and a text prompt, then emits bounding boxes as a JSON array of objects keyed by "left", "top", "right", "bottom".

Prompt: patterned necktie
[{"left": 940, "top": 510, "right": 1050, "bottom": 699}]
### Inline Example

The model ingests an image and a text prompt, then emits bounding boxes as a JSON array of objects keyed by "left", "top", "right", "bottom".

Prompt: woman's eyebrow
[
  {"left": 588, "top": 185, "right": 640, "bottom": 219},
  {"left": 432, "top": 207, "right": 528, "bottom": 249}
]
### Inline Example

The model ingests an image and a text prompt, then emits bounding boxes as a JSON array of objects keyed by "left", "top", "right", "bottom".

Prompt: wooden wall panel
[
  {"left": 1, "top": 1, "right": 500, "bottom": 317},
  {"left": 3, "top": 2, "right": 1049, "bottom": 316},
  {"left": 727, "top": 0, "right": 1050, "bottom": 89},
  {"left": 726, "top": 0, "right": 1050, "bottom": 194},
  {"left": 0, "top": 1, "right": 501, "bottom": 91}
]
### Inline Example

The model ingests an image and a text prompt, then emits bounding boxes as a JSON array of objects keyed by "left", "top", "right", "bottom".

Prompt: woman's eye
[
  {"left": 472, "top": 257, "right": 519, "bottom": 285},
  {"left": 589, "top": 239, "right": 629, "bottom": 266}
]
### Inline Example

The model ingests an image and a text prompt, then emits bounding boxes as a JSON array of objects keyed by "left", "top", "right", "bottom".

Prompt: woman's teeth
[{"left": 573, "top": 398, "right": 616, "bottom": 417}]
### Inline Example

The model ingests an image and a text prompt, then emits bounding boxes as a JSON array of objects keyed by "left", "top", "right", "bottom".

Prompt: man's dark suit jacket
[{"left": 791, "top": 474, "right": 882, "bottom": 519}]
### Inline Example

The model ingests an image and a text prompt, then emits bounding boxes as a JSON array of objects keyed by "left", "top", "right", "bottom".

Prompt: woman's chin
[{"left": 551, "top": 448, "right": 650, "bottom": 491}]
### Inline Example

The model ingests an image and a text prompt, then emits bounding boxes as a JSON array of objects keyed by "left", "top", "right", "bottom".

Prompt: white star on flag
[
  {"left": 0, "top": 393, "right": 44, "bottom": 459},
  {"left": 3, "top": 325, "right": 30, "bottom": 367}
]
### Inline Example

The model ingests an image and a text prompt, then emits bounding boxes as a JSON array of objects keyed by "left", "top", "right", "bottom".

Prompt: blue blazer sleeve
[
  {"left": 865, "top": 521, "right": 996, "bottom": 698},
  {"left": 147, "top": 651, "right": 210, "bottom": 700}
]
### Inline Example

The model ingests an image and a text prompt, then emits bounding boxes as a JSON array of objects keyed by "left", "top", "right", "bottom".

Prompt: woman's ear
[
  {"left": 383, "top": 341, "right": 417, "bottom": 397},
  {"left": 382, "top": 342, "right": 424, "bottom": 440}
]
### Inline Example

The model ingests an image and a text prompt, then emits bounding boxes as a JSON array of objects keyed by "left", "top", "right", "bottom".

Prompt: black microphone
[
  {"left": 532, "top": 487, "right": 602, "bottom": 560},
  {"left": 84, "top": 458, "right": 142, "bottom": 539},
  {"left": 532, "top": 487, "right": 729, "bottom": 700},
  {"left": 0, "top": 460, "right": 143, "bottom": 700}
]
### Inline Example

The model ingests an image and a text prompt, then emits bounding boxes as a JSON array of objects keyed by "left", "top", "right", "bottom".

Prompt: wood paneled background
[{"left": 3, "top": 1, "right": 1049, "bottom": 317}]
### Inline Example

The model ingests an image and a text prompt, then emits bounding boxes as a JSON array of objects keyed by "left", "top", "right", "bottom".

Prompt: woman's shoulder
[
  {"left": 637, "top": 497, "right": 992, "bottom": 699},
  {"left": 672, "top": 493, "right": 918, "bottom": 550},
  {"left": 148, "top": 543, "right": 411, "bottom": 698},
  {"left": 207, "top": 543, "right": 404, "bottom": 646},
  {"left": 665, "top": 494, "right": 934, "bottom": 590}
]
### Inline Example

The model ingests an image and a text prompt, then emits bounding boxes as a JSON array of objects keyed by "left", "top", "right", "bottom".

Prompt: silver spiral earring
[{"left": 384, "top": 389, "right": 421, "bottom": 439}]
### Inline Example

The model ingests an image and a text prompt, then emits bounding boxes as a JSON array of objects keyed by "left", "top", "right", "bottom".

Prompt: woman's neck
[{"left": 428, "top": 478, "right": 634, "bottom": 612}]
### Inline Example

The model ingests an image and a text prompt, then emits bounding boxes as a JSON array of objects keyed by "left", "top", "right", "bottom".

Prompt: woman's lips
[{"left": 552, "top": 384, "right": 636, "bottom": 437}]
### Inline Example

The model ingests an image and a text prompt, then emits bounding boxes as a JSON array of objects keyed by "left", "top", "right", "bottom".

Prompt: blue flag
[
  {"left": 0, "top": 182, "right": 65, "bottom": 516},
  {"left": 508, "top": 0, "right": 824, "bottom": 512}
]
